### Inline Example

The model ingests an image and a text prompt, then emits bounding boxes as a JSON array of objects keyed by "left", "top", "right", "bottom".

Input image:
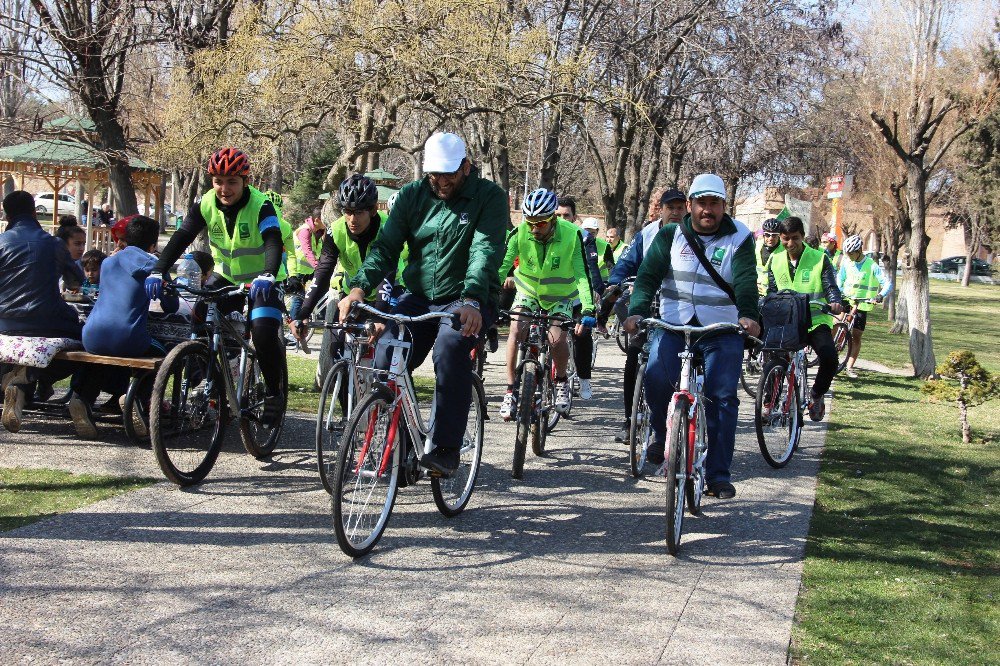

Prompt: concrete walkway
[{"left": 0, "top": 344, "right": 828, "bottom": 664}]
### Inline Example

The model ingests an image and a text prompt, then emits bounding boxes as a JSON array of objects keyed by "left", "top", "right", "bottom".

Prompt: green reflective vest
[
  {"left": 595, "top": 236, "right": 612, "bottom": 281},
  {"left": 201, "top": 186, "right": 270, "bottom": 284},
  {"left": 503, "top": 217, "right": 594, "bottom": 312},
  {"left": 842, "top": 257, "right": 880, "bottom": 311},
  {"left": 294, "top": 227, "right": 324, "bottom": 277},
  {"left": 279, "top": 217, "right": 295, "bottom": 281},
  {"left": 827, "top": 249, "right": 842, "bottom": 271},
  {"left": 330, "top": 212, "right": 407, "bottom": 298},
  {"left": 611, "top": 240, "right": 626, "bottom": 264},
  {"left": 769, "top": 245, "right": 833, "bottom": 330},
  {"left": 755, "top": 238, "right": 784, "bottom": 296}
]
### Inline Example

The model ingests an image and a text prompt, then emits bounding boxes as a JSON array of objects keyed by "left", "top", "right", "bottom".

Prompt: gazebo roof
[
  {"left": 364, "top": 168, "right": 401, "bottom": 184},
  {"left": 0, "top": 139, "right": 156, "bottom": 172},
  {"left": 44, "top": 117, "right": 97, "bottom": 133}
]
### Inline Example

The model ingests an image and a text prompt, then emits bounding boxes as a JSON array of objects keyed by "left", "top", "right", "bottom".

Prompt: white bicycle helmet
[
  {"left": 521, "top": 188, "right": 558, "bottom": 217},
  {"left": 387, "top": 191, "right": 399, "bottom": 211},
  {"left": 843, "top": 235, "right": 863, "bottom": 253}
]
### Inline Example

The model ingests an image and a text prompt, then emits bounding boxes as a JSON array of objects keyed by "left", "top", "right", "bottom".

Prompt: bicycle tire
[
  {"left": 615, "top": 322, "right": 629, "bottom": 353},
  {"left": 122, "top": 371, "right": 152, "bottom": 445},
  {"left": 512, "top": 366, "right": 535, "bottom": 479},
  {"left": 832, "top": 322, "right": 850, "bottom": 372},
  {"left": 332, "top": 391, "right": 401, "bottom": 557},
  {"left": 531, "top": 364, "right": 551, "bottom": 456},
  {"left": 628, "top": 363, "right": 650, "bottom": 478},
  {"left": 239, "top": 343, "right": 287, "bottom": 459},
  {"left": 686, "top": 399, "right": 707, "bottom": 515},
  {"left": 149, "top": 340, "right": 227, "bottom": 486},
  {"left": 740, "top": 347, "right": 762, "bottom": 399},
  {"left": 432, "top": 372, "right": 485, "bottom": 516},
  {"left": 665, "top": 398, "right": 689, "bottom": 555},
  {"left": 545, "top": 358, "right": 562, "bottom": 433},
  {"left": 755, "top": 365, "right": 800, "bottom": 468},
  {"left": 316, "top": 359, "right": 351, "bottom": 494}
]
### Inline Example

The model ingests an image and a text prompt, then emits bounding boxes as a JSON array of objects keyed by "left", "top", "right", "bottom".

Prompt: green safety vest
[
  {"left": 201, "top": 186, "right": 271, "bottom": 284},
  {"left": 330, "top": 212, "right": 407, "bottom": 297},
  {"left": 842, "top": 256, "right": 880, "bottom": 311},
  {"left": 611, "top": 240, "right": 626, "bottom": 264},
  {"left": 507, "top": 217, "right": 588, "bottom": 309},
  {"left": 279, "top": 217, "right": 295, "bottom": 281},
  {"left": 595, "top": 236, "right": 612, "bottom": 281},
  {"left": 828, "top": 249, "right": 842, "bottom": 271},
  {"left": 755, "top": 238, "right": 784, "bottom": 296},
  {"left": 294, "top": 226, "right": 324, "bottom": 277},
  {"left": 769, "top": 245, "right": 833, "bottom": 331}
]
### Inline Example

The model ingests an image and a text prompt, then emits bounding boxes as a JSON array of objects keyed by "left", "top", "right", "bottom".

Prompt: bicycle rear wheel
[
  {"left": 149, "top": 341, "right": 226, "bottom": 486},
  {"left": 665, "top": 397, "right": 689, "bottom": 555},
  {"left": 628, "top": 363, "right": 650, "bottom": 478},
  {"left": 615, "top": 320, "right": 629, "bottom": 353},
  {"left": 332, "top": 391, "right": 401, "bottom": 557},
  {"left": 740, "top": 346, "right": 763, "bottom": 398},
  {"left": 832, "top": 322, "right": 850, "bottom": 372},
  {"left": 122, "top": 371, "right": 153, "bottom": 445},
  {"left": 532, "top": 360, "right": 552, "bottom": 456},
  {"left": 316, "top": 359, "right": 351, "bottom": 494},
  {"left": 512, "top": 366, "right": 535, "bottom": 479},
  {"left": 755, "top": 365, "right": 800, "bottom": 468},
  {"left": 239, "top": 344, "right": 287, "bottom": 458},
  {"left": 432, "top": 373, "right": 485, "bottom": 516}
]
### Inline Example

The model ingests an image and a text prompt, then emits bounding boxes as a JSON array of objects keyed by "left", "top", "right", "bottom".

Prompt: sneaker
[
  {"left": 808, "top": 395, "right": 826, "bottom": 422},
  {"left": 615, "top": 418, "right": 629, "bottom": 443},
  {"left": 420, "top": 446, "right": 460, "bottom": 476},
  {"left": 68, "top": 395, "right": 99, "bottom": 439},
  {"left": 845, "top": 368, "right": 859, "bottom": 379},
  {"left": 118, "top": 394, "right": 148, "bottom": 438},
  {"left": 706, "top": 481, "right": 736, "bottom": 499},
  {"left": 578, "top": 378, "right": 592, "bottom": 400},
  {"left": 554, "top": 381, "right": 571, "bottom": 415},
  {"left": 647, "top": 441, "right": 665, "bottom": 466},
  {"left": 262, "top": 393, "right": 284, "bottom": 428},
  {"left": 2, "top": 379, "right": 27, "bottom": 433},
  {"left": 499, "top": 391, "right": 517, "bottom": 421}
]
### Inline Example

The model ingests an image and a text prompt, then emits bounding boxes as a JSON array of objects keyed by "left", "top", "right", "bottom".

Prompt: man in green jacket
[
  {"left": 623, "top": 174, "right": 760, "bottom": 499},
  {"left": 339, "top": 132, "right": 508, "bottom": 475}
]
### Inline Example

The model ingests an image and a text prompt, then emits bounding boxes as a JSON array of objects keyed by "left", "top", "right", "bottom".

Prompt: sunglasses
[
  {"left": 525, "top": 215, "right": 554, "bottom": 228},
  {"left": 427, "top": 168, "right": 462, "bottom": 182},
  {"left": 763, "top": 232, "right": 780, "bottom": 239}
]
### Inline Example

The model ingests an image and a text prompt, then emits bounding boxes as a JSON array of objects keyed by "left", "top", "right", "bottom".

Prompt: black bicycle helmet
[
  {"left": 761, "top": 217, "right": 781, "bottom": 233},
  {"left": 338, "top": 174, "right": 378, "bottom": 210}
]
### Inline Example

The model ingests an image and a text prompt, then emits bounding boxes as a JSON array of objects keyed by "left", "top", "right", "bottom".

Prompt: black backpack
[{"left": 760, "top": 290, "right": 812, "bottom": 351}]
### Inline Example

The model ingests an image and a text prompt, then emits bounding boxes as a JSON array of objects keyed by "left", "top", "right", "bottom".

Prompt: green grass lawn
[
  {"left": 793, "top": 281, "right": 1000, "bottom": 664},
  {"left": 860, "top": 281, "right": 1000, "bottom": 373},
  {"left": 286, "top": 354, "right": 434, "bottom": 414},
  {"left": 0, "top": 468, "right": 155, "bottom": 532}
]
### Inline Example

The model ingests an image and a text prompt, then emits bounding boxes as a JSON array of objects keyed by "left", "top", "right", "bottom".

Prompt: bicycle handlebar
[
  {"left": 640, "top": 318, "right": 762, "bottom": 345},
  {"left": 500, "top": 309, "right": 575, "bottom": 329},
  {"left": 167, "top": 282, "right": 248, "bottom": 299},
  {"left": 350, "top": 301, "right": 458, "bottom": 327}
]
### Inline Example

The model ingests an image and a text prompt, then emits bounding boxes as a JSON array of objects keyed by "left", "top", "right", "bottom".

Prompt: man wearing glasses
[
  {"left": 338, "top": 132, "right": 508, "bottom": 475},
  {"left": 497, "top": 188, "right": 597, "bottom": 420},
  {"left": 756, "top": 217, "right": 784, "bottom": 296}
]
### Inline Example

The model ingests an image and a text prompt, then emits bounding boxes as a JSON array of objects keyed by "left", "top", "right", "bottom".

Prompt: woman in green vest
[
  {"left": 764, "top": 216, "right": 844, "bottom": 422},
  {"left": 836, "top": 235, "right": 891, "bottom": 378},
  {"left": 145, "top": 147, "right": 287, "bottom": 427}
]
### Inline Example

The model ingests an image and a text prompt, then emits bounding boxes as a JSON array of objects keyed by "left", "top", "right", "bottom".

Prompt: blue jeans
[
  {"left": 375, "top": 293, "right": 493, "bottom": 451},
  {"left": 644, "top": 329, "right": 743, "bottom": 485}
]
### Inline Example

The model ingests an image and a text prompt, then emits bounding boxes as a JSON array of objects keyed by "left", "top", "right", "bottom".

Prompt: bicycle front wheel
[
  {"left": 755, "top": 365, "right": 800, "bottom": 468},
  {"left": 531, "top": 360, "right": 552, "bottom": 456},
  {"left": 149, "top": 341, "right": 226, "bottom": 486},
  {"left": 239, "top": 344, "right": 287, "bottom": 459},
  {"left": 316, "top": 359, "right": 351, "bottom": 494},
  {"left": 628, "top": 363, "right": 650, "bottom": 478},
  {"left": 665, "top": 398, "right": 689, "bottom": 555},
  {"left": 332, "top": 391, "right": 402, "bottom": 557},
  {"left": 832, "top": 322, "right": 850, "bottom": 372},
  {"left": 686, "top": 399, "right": 707, "bottom": 515},
  {"left": 432, "top": 373, "right": 485, "bottom": 516},
  {"left": 512, "top": 366, "right": 536, "bottom": 479}
]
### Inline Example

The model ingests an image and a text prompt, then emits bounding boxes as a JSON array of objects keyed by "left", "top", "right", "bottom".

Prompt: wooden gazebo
[{"left": 0, "top": 119, "right": 165, "bottom": 250}]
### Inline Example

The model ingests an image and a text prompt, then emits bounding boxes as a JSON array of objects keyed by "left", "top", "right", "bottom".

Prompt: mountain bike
[
  {"left": 639, "top": 319, "right": 756, "bottom": 555},
  {"left": 307, "top": 319, "right": 375, "bottom": 494},
  {"left": 832, "top": 298, "right": 879, "bottom": 372},
  {"left": 755, "top": 301, "right": 831, "bottom": 468},
  {"left": 331, "top": 302, "right": 486, "bottom": 557},
  {"left": 503, "top": 309, "right": 575, "bottom": 479},
  {"left": 149, "top": 283, "right": 288, "bottom": 486}
]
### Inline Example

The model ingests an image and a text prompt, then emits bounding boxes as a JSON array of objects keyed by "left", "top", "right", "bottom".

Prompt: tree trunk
[
  {"left": 885, "top": 245, "right": 900, "bottom": 321},
  {"left": 270, "top": 143, "right": 283, "bottom": 193},
  {"left": 538, "top": 109, "right": 561, "bottom": 190},
  {"left": 889, "top": 285, "right": 908, "bottom": 334},
  {"left": 958, "top": 396, "right": 971, "bottom": 444},
  {"left": 904, "top": 164, "right": 936, "bottom": 377}
]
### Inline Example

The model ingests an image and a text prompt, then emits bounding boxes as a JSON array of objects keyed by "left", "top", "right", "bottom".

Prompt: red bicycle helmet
[
  {"left": 110, "top": 215, "right": 132, "bottom": 243},
  {"left": 207, "top": 148, "right": 251, "bottom": 177}
]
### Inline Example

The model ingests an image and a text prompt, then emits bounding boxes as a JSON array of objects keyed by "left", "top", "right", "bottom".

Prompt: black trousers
[{"left": 763, "top": 325, "right": 837, "bottom": 400}]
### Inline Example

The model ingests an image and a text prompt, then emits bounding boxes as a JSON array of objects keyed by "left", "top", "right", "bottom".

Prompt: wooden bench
[{"left": 53, "top": 350, "right": 163, "bottom": 371}]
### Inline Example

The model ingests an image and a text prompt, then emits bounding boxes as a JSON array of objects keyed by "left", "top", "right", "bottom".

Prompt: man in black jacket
[{"left": 0, "top": 191, "right": 84, "bottom": 433}]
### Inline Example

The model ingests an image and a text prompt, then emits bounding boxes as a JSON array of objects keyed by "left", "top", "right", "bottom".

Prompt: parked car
[
  {"left": 34, "top": 192, "right": 77, "bottom": 216},
  {"left": 930, "top": 256, "right": 993, "bottom": 276}
]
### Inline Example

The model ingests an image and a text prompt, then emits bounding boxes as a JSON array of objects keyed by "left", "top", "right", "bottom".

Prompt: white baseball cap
[
  {"left": 423, "top": 132, "right": 467, "bottom": 173},
  {"left": 688, "top": 173, "right": 727, "bottom": 200},
  {"left": 581, "top": 217, "right": 600, "bottom": 230}
]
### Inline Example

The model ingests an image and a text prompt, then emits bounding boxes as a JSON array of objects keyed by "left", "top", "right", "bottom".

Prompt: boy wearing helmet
[
  {"left": 822, "top": 232, "right": 842, "bottom": 270},
  {"left": 497, "top": 188, "right": 596, "bottom": 420},
  {"left": 755, "top": 217, "right": 784, "bottom": 296},
  {"left": 145, "top": 147, "right": 287, "bottom": 427},
  {"left": 836, "top": 235, "right": 891, "bottom": 378}
]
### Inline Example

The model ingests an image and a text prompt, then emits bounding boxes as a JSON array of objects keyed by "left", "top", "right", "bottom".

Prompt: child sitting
[
  {"left": 67, "top": 215, "right": 178, "bottom": 438},
  {"left": 80, "top": 249, "right": 106, "bottom": 298}
]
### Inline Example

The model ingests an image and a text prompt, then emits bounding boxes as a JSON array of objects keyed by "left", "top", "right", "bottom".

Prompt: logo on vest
[
  {"left": 800, "top": 269, "right": 811, "bottom": 281},
  {"left": 459, "top": 212, "right": 470, "bottom": 225},
  {"left": 238, "top": 222, "right": 251, "bottom": 240},
  {"left": 552, "top": 255, "right": 561, "bottom": 269},
  {"left": 710, "top": 247, "right": 727, "bottom": 266},
  {"left": 209, "top": 223, "right": 223, "bottom": 238}
]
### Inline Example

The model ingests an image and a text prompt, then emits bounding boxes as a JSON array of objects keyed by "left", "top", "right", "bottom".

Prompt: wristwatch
[{"left": 460, "top": 298, "right": 480, "bottom": 310}]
